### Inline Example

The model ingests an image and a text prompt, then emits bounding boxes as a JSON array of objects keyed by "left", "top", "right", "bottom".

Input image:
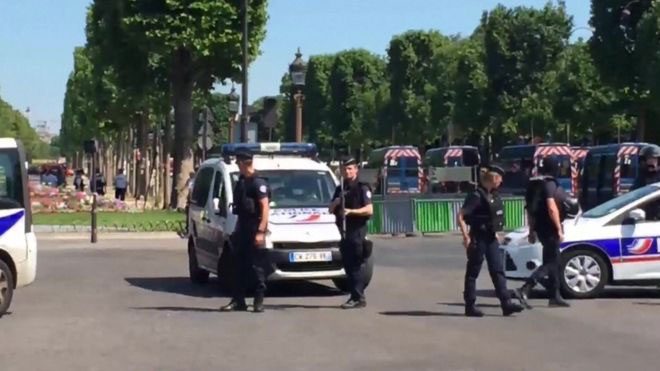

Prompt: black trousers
[
  {"left": 231, "top": 231, "right": 267, "bottom": 303},
  {"left": 524, "top": 235, "right": 561, "bottom": 297},
  {"left": 464, "top": 235, "right": 511, "bottom": 306},
  {"left": 115, "top": 188, "right": 126, "bottom": 201},
  {"left": 340, "top": 227, "right": 368, "bottom": 301}
]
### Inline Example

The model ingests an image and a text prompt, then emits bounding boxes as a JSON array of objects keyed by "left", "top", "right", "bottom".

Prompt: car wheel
[
  {"left": 0, "top": 260, "right": 14, "bottom": 318},
  {"left": 217, "top": 245, "right": 235, "bottom": 292},
  {"left": 332, "top": 256, "right": 374, "bottom": 292},
  {"left": 560, "top": 249, "right": 609, "bottom": 299},
  {"left": 188, "top": 240, "right": 209, "bottom": 285}
]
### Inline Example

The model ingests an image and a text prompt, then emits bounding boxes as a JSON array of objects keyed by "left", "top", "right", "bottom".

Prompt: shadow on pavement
[
  {"left": 380, "top": 310, "right": 499, "bottom": 318},
  {"left": 132, "top": 306, "right": 219, "bottom": 313},
  {"left": 125, "top": 277, "right": 225, "bottom": 298},
  {"left": 125, "top": 277, "right": 343, "bottom": 298},
  {"left": 438, "top": 302, "right": 500, "bottom": 308},
  {"left": 633, "top": 302, "right": 660, "bottom": 306},
  {"left": 265, "top": 304, "right": 342, "bottom": 310}
]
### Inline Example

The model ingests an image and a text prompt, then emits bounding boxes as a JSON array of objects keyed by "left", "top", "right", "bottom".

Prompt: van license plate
[{"left": 289, "top": 251, "right": 332, "bottom": 263}]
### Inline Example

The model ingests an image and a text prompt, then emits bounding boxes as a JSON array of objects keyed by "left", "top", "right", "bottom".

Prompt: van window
[
  {"left": 211, "top": 171, "right": 227, "bottom": 209},
  {"left": 0, "top": 149, "right": 23, "bottom": 209},
  {"left": 620, "top": 154, "right": 637, "bottom": 179},
  {"left": 233, "top": 170, "right": 335, "bottom": 208},
  {"left": 463, "top": 150, "right": 480, "bottom": 167},
  {"left": 601, "top": 154, "right": 617, "bottom": 186},
  {"left": 191, "top": 168, "right": 214, "bottom": 206},
  {"left": 586, "top": 155, "right": 600, "bottom": 187}
]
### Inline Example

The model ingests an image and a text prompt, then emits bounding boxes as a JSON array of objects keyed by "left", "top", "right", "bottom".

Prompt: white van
[
  {"left": 0, "top": 138, "right": 37, "bottom": 317},
  {"left": 187, "top": 143, "right": 373, "bottom": 292}
]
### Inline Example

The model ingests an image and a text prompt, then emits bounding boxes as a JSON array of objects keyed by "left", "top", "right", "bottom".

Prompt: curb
[{"left": 37, "top": 232, "right": 181, "bottom": 241}]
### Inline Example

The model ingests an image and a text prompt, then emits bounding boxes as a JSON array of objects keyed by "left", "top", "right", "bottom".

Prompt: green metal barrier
[
  {"left": 414, "top": 199, "right": 460, "bottom": 233},
  {"left": 412, "top": 197, "right": 526, "bottom": 234},
  {"left": 503, "top": 198, "right": 526, "bottom": 230},
  {"left": 367, "top": 201, "right": 384, "bottom": 234}
]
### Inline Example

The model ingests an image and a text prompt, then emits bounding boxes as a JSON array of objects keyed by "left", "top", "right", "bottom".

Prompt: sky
[{"left": 0, "top": 0, "right": 591, "bottom": 134}]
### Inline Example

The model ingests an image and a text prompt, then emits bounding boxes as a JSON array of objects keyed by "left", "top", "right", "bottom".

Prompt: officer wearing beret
[
  {"left": 457, "top": 165, "right": 524, "bottom": 317},
  {"left": 329, "top": 158, "right": 373, "bottom": 309},
  {"left": 221, "top": 150, "right": 271, "bottom": 313}
]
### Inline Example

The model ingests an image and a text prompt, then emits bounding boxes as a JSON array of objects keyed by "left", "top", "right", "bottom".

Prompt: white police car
[
  {"left": 503, "top": 183, "right": 660, "bottom": 298},
  {"left": 0, "top": 138, "right": 38, "bottom": 317},
  {"left": 187, "top": 143, "right": 372, "bottom": 292}
]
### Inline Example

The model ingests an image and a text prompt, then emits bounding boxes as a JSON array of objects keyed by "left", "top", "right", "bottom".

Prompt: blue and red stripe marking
[
  {"left": 0, "top": 210, "right": 25, "bottom": 236},
  {"left": 562, "top": 236, "right": 660, "bottom": 264}
]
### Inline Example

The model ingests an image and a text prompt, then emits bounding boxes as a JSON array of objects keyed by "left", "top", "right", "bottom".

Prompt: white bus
[{"left": 0, "top": 138, "right": 37, "bottom": 317}]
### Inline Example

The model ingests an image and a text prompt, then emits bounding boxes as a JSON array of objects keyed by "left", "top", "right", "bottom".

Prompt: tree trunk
[
  {"left": 135, "top": 111, "right": 149, "bottom": 200},
  {"left": 163, "top": 117, "right": 171, "bottom": 209},
  {"left": 171, "top": 48, "right": 195, "bottom": 210},
  {"left": 637, "top": 106, "right": 646, "bottom": 142}
]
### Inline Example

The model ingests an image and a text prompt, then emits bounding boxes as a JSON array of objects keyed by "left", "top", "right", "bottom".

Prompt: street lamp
[
  {"left": 228, "top": 84, "right": 240, "bottom": 143},
  {"left": 289, "top": 48, "right": 306, "bottom": 143}
]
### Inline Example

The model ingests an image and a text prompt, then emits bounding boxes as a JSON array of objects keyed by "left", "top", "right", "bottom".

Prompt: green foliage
[
  {"left": 328, "top": 49, "right": 387, "bottom": 152},
  {"left": 0, "top": 97, "right": 49, "bottom": 159}
]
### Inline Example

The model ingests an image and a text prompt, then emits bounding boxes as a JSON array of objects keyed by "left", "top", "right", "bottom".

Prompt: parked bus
[
  {"left": 364, "top": 146, "right": 422, "bottom": 194},
  {"left": 498, "top": 143, "right": 575, "bottom": 195},
  {"left": 579, "top": 143, "right": 652, "bottom": 210},
  {"left": 571, "top": 146, "right": 589, "bottom": 196},
  {"left": 423, "top": 146, "right": 480, "bottom": 193}
]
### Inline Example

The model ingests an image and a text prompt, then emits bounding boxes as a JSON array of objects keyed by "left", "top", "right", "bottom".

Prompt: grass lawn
[{"left": 33, "top": 210, "right": 185, "bottom": 231}]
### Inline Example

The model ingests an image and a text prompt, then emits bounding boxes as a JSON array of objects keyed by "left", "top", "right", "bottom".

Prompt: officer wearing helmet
[
  {"left": 632, "top": 144, "right": 660, "bottom": 190},
  {"left": 457, "top": 165, "right": 524, "bottom": 317}
]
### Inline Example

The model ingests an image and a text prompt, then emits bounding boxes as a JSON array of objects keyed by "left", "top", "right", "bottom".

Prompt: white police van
[
  {"left": 0, "top": 138, "right": 37, "bottom": 317},
  {"left": 503, "top": 183, "right": 660, "bottom": 298},
  {"left": 187, "top": 143, "right": 372, "bottom": 292}
]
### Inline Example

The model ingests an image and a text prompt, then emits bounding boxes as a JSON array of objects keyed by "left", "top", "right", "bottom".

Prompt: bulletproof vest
[
  {"left": 233, "top": 176, "right": 260, "bottom": 219},
  {"left": 342, "top": 181, "right": 370, "bottom": 228},
  {"left": 467, "top": 187, "right": 504, "bottom": 234}
]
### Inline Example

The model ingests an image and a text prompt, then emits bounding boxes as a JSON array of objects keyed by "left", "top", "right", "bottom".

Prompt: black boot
[
  {"left": 514, "top": 284, "right": 533, "bottom": 310},
  {"left": 548, "top": 295, "right": 570, "bottom": 308},
  {"left": 501, "top": 301, "right": 525, "bottom": 316},
  {"left": 220, "top": 300, "right": 248, "bottom": 312},
  {"left": 465, "top": 304, "right": 484, "bottom": 317},
  {"left": 253, "top": 293, "right": 265, "bottom": 313}
]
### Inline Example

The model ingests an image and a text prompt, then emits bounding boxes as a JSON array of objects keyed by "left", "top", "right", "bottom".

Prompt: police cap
[
  {"left": 342, "top": 157, "right": 358, "bottom": 167},
  {"left": 640, "top": 144, "right": 660, "bottom": 159},
  {"left": 235, "top": 150, "right": 253, "bottom": 162},
  {"left": 486, "top": 164, "right": 506, "bottom": 177}
]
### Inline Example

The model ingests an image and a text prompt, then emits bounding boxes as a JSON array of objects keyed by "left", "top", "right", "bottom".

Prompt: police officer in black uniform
[
  {"left": 632, "top": 144, "right": 660, "bottom": 190},
  {"left": 457, "top": 165, "right": 524, "bottom": 317},
  {"left": 221, "top": 150, "right": 270, "bottom": 313},
  {"left": 329, "top": 158, "right": 373, "bottom": 309}
]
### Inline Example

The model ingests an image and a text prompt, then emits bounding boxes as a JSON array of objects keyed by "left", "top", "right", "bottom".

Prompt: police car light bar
[{"left": 216, "top": 142, "right": 318, "bottom": 159}]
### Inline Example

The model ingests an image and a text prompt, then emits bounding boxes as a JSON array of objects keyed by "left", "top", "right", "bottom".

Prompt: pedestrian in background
[
  {"left": 73, "top": 169, "right": 85, "bottom": 192},
  {"left": 114, "top": 168, "right": 128, "bottom": 201},
  {"left": 457, "top": 165, "right": 524, "bottom": 317},
  {"left": 94, "top": 168, "right": 106, "bottom": 195}
]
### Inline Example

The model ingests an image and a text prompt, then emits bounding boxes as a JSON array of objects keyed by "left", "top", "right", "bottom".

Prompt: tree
[
  {"left": 87, "top": 0, "right": 269, "bottom": 208},
  {"left": 552, "top": 42, "right": 630, "bottom": 143},
  {"left": 387, "top": 31, "right": 454, "bottom": 145},
  {"left": 481, "top": 2, "right": 572, "bottom": 147},
  {"left": 0, "top": 97, "right": 45, "bottom": 160},
  {"left": 303, "top": 55, "right": 335, "bottom": 147},
  {"left": 328, "top": 49, "right": 387, "bottom": 156},
  {"left": 590, "top": 0, "right": 655, "bottom": 140}
]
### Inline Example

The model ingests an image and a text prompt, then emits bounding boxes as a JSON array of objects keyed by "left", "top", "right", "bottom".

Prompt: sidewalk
[{"left": 36, "top": 230, "right": 181, "bottom": 241}]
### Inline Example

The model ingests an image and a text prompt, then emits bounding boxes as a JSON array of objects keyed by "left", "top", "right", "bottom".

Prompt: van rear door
[{"left": 0, "top": 140, "right": 31, "bottom": 260}]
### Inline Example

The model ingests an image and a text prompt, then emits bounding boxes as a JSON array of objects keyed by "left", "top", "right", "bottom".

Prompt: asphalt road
[{"left": 2, "top": 236, "right": 660, "bottom": 371}]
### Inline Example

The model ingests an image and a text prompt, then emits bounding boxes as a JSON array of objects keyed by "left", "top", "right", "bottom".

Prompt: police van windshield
[
  {"left": 0, "top": 149, "right": 24, "bottom": 210},
  {"left": 231, "top": 170, "right": 336, "bottom": 208},
  {"left": 582, "top": 185, "right": 658, "bottom": 218}
]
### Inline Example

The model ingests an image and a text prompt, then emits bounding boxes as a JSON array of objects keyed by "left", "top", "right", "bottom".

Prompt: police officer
[
  {"left": 632, "top": 144, "right": 660, "bottom": 190},
  {"left": 221, "top": 150, "right": 270, "bottom": 313},
  {"left": 329, "top": 158, "right": 373, "bottom": 309},
  {"left": 457, "top": 165, "right": 524, "bottom": 317},
  {"left": 515, "top": 157, "right": 570, "bottom": 309}
]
